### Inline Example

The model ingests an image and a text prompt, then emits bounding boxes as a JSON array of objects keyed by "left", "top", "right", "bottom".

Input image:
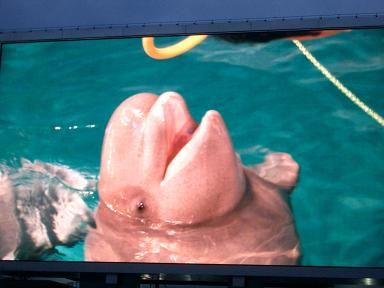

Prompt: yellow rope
[{"left": 292, "top": 39, "right": 384, "bottom": 127}]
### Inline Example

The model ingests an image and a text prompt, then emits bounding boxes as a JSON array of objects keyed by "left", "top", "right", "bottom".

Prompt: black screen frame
[
  {"left": 1, "top": 26, "right": 384, "bottom": 286},
  {"left": 0, "top": 261, "right": 384, "bottom": 282},
  {"left": 0, "top": 0, "right": 384, "bottom": 43}
]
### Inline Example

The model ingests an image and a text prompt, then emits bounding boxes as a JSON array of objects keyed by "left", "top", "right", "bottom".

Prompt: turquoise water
[{"left": 0, "top": 29, "right": 383, "bottom": 267}]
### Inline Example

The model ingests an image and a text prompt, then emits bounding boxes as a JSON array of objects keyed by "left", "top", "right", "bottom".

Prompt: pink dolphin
[{"left": 85, "top": 92, "right": 300, "bottom": 264}]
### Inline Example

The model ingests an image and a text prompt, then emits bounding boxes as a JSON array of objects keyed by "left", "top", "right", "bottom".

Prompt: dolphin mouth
[
  {"left": 164, "top": 112, "right": 198, "bottom": 171},
  {"left": 165, "top": 124, "right": 196, "bottom": 170},
  {"left": 147, "top": 92, "right": 200, "bottom": 177},
  {"left": 151, "top": 92, "right": 229, "bottom": 182}
]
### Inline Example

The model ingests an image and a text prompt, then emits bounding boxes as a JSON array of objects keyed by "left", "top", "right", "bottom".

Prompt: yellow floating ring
[{"left": 142, "top": 35, "right": 208, "bottom": 60}]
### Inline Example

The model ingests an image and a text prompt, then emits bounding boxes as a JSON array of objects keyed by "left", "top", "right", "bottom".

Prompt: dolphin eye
[{"left": 137, "top": 201, "right": 145, "bottom": 211}]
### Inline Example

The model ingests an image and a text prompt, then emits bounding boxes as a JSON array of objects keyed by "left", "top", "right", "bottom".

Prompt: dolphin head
[
  {"left": 87, "top": 92, "right": 300, "bottom": 264},
  {"left": 99, "top": 92, "right": 246, "bottom": 225}
]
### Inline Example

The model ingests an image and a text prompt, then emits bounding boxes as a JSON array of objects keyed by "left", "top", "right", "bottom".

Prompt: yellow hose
[{"left": 142, "top": 35, "right": 208, "bottom": 60}]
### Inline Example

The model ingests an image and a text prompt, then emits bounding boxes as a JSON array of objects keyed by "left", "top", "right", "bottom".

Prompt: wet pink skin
[{"left": 85, "top": 92, "right": 300, "bottom": 264}]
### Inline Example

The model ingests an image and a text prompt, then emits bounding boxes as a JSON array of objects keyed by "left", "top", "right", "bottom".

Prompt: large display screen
[{"left": 0, "top": 29, "right": 383, "bottom": 267}]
